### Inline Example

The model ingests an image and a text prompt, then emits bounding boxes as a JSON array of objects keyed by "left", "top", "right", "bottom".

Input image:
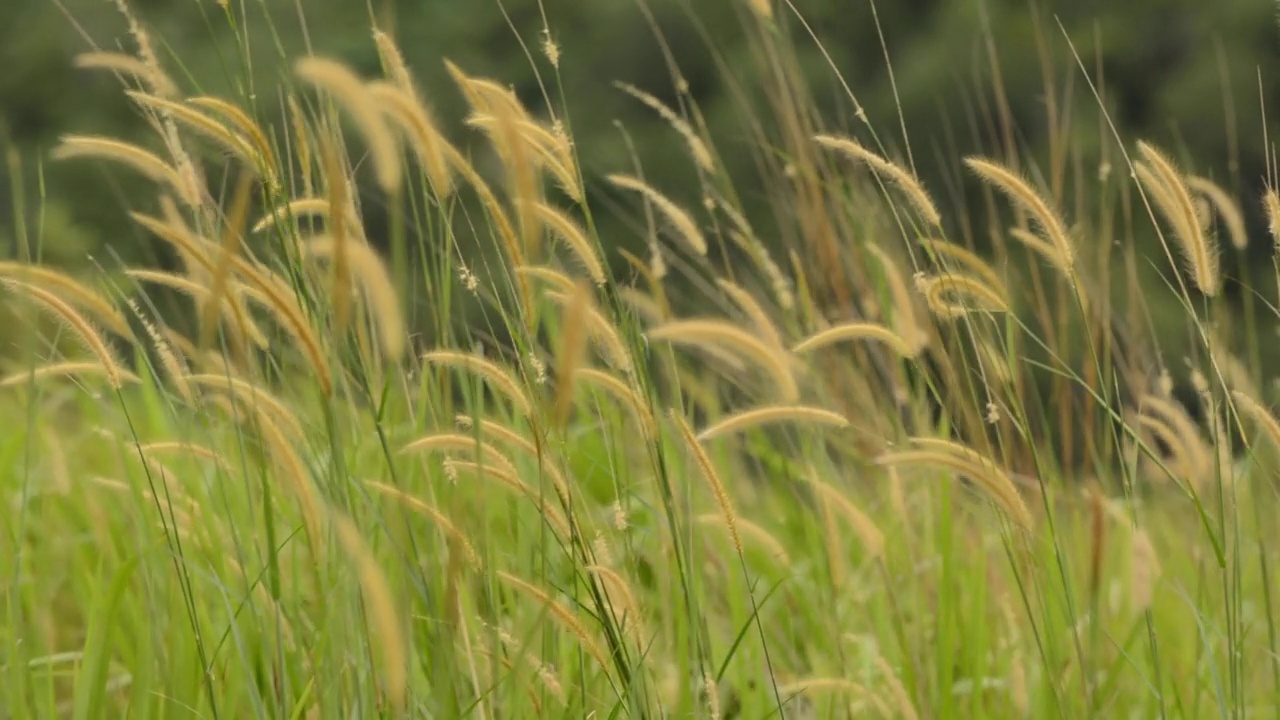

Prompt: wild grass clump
[{"left": 4, "top": 1, "right": 1280, "bottom": 718}]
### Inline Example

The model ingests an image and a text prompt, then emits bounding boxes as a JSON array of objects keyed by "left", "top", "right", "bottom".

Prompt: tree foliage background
[{"left": 3, "top": 0, "right": 1280, "bottom": 345}]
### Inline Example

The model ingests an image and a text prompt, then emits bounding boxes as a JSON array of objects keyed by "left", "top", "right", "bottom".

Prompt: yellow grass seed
[
  {"left": 575, "top": 368, "right": 657, "bottom": 436},
  {"left": 671, "top": 411, "right": 742, "bottom": 555},
  {"left": 617, "top": 82, "right": 715, "bottom": 173},
  {"left": 368, "top": 80, "right": 455, "bottom": 197},
  {"left": 295, "top": 57, "right": 402, "bottom": 193},
  {"left": 367, "top": 480, "right": 481, "bottom": 568},
  {"left": 52, "top": 135, "right": 197, "bottom": 207},
  {"left": 607, "top": 174, "right": 708, "bottom": 256},
  {"left": 1187, "top": 175, "right": 1248, "bottom": 251},
  {"left": 496, "top": 571, "right": 612, "bottom": 676},
  {"left": 3, "top": 280, "right": 126, "bottom": 389},
  {"left": 331, "top": 512, "right": 408, "bottom": 714},
  {"left": 73, "top": 51, "right": 178, "bottom": 97},
  {"left": 807, "top": 472, "right": 885, "bottom": 559},
  {"left": 697, "top": 404, "right": 848, "bottom": 441},
  {"left": 792, "top": 321, "right": 918, "bottom": 358},
  {"left": 528, "top": 202, "right": 606, "bottom": 285},
  {"left": 305, "top": 234, "right": 407, "bottom": 362},
  {"left": 815, "top": 134, "right": 941, "bottom": 227},
  {"left": 865, "top": 244, "right": 927, "bottom": 353},
  {"left": 1135, "top": 142, "right": 1219, "bottom": 296},
  {"left": 877, "top": 437, "right": 1033, "bottom": 531},
  {"left": 0, "top": 361, "right": 140, "bottom": 389},
  {"left": 918, "top": 239, "right": 1008, "bottom": 297},
  {"left": 421, "top": 350, "right": 534, "bottom": 417},
  {"left": 648, "top": 319, "right": 797, "bottom": 401},
  {"left": 915, "top": 273, "right": 1011, "bottom": 319},
  {"left": 964, "top": 156, "right": 1074, "bottom": 276}
]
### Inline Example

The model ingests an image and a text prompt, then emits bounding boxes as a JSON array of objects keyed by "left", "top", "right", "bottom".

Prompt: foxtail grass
[{"left": 9, "top": 4, "right": 1280, "bottom": 719}]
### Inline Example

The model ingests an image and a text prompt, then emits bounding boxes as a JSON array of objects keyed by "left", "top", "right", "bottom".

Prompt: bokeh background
[{"left": 3, "top": 0, "right": 1279, "bottom": 341}]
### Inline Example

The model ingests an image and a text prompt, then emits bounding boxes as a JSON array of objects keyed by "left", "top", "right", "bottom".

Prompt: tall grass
[{"left": 2, "top": 0, "right": 1278, "bottom": 718}]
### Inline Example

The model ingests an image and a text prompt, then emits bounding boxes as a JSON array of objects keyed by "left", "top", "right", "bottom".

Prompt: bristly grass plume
[{"left": 5, "top": 0, "right": 1280, "bottom": 718}]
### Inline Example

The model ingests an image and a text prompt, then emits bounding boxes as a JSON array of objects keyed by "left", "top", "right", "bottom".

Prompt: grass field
[{"left": 4, "top": 1, "right": 1280, "bottom": 718}]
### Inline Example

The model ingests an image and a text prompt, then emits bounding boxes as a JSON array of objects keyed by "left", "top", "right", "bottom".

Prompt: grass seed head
[
  {"left": 792, "top": 320, "right": 918, "bottom": 359},
  {"left": 331, "top": 512, "right": 408, "bottom": 715},
  {"left": 815, "top": 134, "right": 941, "bottom": 227},
  {"left": 73, "top": 50, "right": 179, "bottom": 98},
  {"left": 496, "top": 571, "right": 612, "bottom": 675},
  {"left": 607, "top": 174, "right": 708, "bottom": 257},
  {"left": 2, "top": 279, "right": 127, "bottom": 390},
  {"left": 915, "top": 272, "right": 1011, "bottom": 318},
  {"left": 877, "top": 437, "right": 1034, "bottom": 531},
  {"left": 294, "top": 56, "right": 402, "bottom": 193},
  {"left": 648, "top": 318, "right": 797, "bottom": 401},
  {"left": 616, "top": 82, "right": 715, "bottom": 173},
  {"left": 304, "top": 234, "right": 407, "bottom": 363},
  {"left": 697, "top": 404, "right": 849, "bottom": 441},
  {"left": 52, "top": 135, "right": 198, "bottom": 207},
  {"left": 1187, "top": 175, "right": 1247, "bottom": 251},
  {"left": 421, "top": 350, "right": 534, "bottom": 418},
  {"left": 963, "top": 156, "right": 1074, "bottom": 276},
  {"left": 671, "top": 410, "right": 742, "bottom": 555},
  {"left": 527, "top": 202, "right": 606, "bottom": 286},
  {"left": 1134, "top": 142, "right": 1219, "bottom": 295}
]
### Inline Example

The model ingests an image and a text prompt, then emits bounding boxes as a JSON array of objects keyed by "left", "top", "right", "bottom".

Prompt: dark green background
[{"left": 3, "top": 0, "right": 1278, "bottom": 332}]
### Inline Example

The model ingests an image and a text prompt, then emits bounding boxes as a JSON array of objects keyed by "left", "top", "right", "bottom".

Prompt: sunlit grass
[{"left": 2, "top": 0, "right": 1280, "bottom": 718}]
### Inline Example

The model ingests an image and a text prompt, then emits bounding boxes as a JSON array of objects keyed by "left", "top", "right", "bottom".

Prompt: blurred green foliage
[{"left": 3, "top": 0, "right": 1280, "bottom": 332}]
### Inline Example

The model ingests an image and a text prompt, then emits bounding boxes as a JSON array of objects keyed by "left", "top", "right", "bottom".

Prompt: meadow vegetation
[{"left": 4, "top": 0, "right": 1280, "bottom": 718}]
